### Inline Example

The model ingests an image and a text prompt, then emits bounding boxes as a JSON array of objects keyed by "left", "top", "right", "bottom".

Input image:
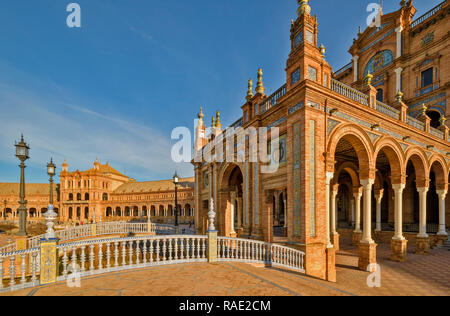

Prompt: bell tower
[{"left": 286, "top": 0, "right": 332, "bottom": 91}]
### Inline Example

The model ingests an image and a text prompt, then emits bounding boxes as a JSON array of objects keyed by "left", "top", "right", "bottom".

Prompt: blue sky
[{"left": 0, "top": 0, "right": 441, "bottom": 183}]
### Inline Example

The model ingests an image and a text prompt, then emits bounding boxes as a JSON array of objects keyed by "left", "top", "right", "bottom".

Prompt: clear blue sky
[{"left": 0, "top": 0, "right": 441, "bottom": 183}]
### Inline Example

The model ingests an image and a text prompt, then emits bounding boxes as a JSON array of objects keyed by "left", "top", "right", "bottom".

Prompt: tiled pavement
[{"left": 2, "top": 243, "right": 449, "bottom": 296}]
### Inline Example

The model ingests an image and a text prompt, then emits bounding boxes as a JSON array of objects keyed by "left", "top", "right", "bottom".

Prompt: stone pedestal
[
  {"left": 331, "top": 232, "right": 340, "bottom": 251},
  {"left": 326, "top": 247, "right": 336, "bottom": 283},
  {"left": 415, "top": 236, "right": 430, "bottom": 255},
  {"left": 305, "top": 243, "right": 326, "bottom": 281},
  {"left": 436, "top": 234, "right": 448, "bottom": 246},
  {"left": 40, "top": 239, "right": 57, "bottom": 286},
  {"left": 207, "top": 230, "right": 218, "bottom": 263},
  {"left": 352, "top": 232, "right": 362, "bottom": 246},
  {"left": 236, "top": 228, "right": 243, "bottom": 238},
  {"left": 390, "top": 239, "right": 408, "bottom": 262},
  {"left": 358, "top": 242, "right": 377, "bottom": 271},
  {"left": 14, "top": 235, "right": 29, "bottom": 277}
]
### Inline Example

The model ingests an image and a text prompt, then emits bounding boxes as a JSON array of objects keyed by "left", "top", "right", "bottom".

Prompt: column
[
  {"left": 437, "top": 190, "right": 448, "bottom": 236},
  {"left": 353, "top": 189, "right": 362, "bottom": 233},
  {"left": 395, "top": 26, "right": 403, "bottom": 58},
  {"left": 283, "top": 193, "right": 287, "bottom": 228},
  {"left": 374, "top": 189, "right": 384, "bottom": 232},
  {"left": 351, "top": 197, "right": 355, "bottom": 227},
  {"left": 358, "top": 179, "right": 377, "bottom": 271},
  {"left": 230, "top": 192, "right": 236, "bottom": 235},
  {"left": 416, "top": 187, "right": 430, "bottom": 254},
  {"left": 394, "top": 67, "right": 403, "bottom": 93},
  {"left": 274, "top": 193, "right": 279, "bottom": 226},
  {"left": 352, "top": 55, "right": 359, "bottom": 82},
  {"left": 325, "top": 172, "right": 333, "bottom": 248},
  {"left": 237, "top": 197, "right": 242, "bottom": 228},
  {"left": 331, "top": 184, "right": 339, "bottom": 250},
  {"left": 391, "top": 184, "right": 407, "bottom": 262}
]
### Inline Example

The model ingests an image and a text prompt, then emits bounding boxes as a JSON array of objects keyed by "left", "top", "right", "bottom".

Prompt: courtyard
[{"left": 3, "top": 243, "right": 449, "bottom": 296}]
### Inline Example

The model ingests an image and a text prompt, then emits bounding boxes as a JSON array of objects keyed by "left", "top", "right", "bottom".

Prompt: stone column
[
  {"left": 352, "top": 55, "right": 359, "bottom": 82},
  {"left": 391, "top": 184, "right": 407, "bottom": 262},
  {"left": 237, "top": 197, "right": 242, "bottom": 229},
  {"left": 331, "top": 184, "right": 339, "bottom": 251},
  {"left": 437, "top": 190, "right": 448, "bottom": 236},
  {"left": 394, "top": 68, "right": 403, "bottom": 93},
  {"left": 230, "top": 192, "right": 236, "bottom": 236},
  {"left": 358, "top": 179, "right": 377, "bottom": 271},
  {"left": 416, "top": 187, "right": 430, "bottom": 254},
  {"left": 374, "top": 189, "right": 384, "bottom": 232},
  {"left": 395, "top": 26, "right": 403, "bottom": 58},
  {"left": 325, "top": 172, "right": 333, "bottom": 248},
  {"left": 352, "top": 187, "right": 363, "bottom": 245}
]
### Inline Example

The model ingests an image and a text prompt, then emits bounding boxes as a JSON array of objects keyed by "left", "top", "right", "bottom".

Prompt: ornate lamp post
[
  {"left": 3, "top": 200, "right": 6, "bottom": 222},
  {"left": 15, "top": 135, "right": 30, "bottom": 236},
  {"left": 47, "top": 158, "right": 56, "bottom": 205},
  {"left": 173, "top": 172, "right": 179, "bottom": 228}
]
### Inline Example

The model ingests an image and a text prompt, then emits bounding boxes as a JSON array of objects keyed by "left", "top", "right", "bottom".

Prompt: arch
[
  {"left": 334, "top": 161, "right": 360, "bottom": 187},
  {"left": 327, "top": 124, "right": 374, "bottom": 177},
  {"left": 77, "top": 193, "right": 82, "bottom": 201},
  {"left": 116, "top": 207, "right": 121, "bottom": 217},
  {"left": 69, "top": 193, "right": 73, "bottom": 201},
  {"left": 84, "top": 193, "right": 90, "bottom": 201},
  {"left": 363, "top": 50, "right": 394, "bottom": 77},
  {"left": 102, "top": 193, "right": 109, "bottom": 201},
  {"left": 151, "top": 205, "right": 156, "bottom": 217},
  {"left": 428, "top": 154, "right": 448, "bottom": 191},
  {"left": 218, "top": 162, "right": 245, "bottom": 189},
  {"left": 106, "top": 207, "right": 112, "bottom": 217},
  {"left": 68, "top": 207, "right": 73, "bottom": 220},
  {"left": 405, "top": 147, "right": 429, "bottom": 186},
  {"left": 159, "top": 205, "right": 165, "bottom": 216},
  {"left": 373, "top": 136, "right": 405, "bottom": 182}
]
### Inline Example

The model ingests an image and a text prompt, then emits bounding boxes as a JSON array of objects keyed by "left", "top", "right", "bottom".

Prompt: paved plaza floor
[{"left": 3, "top": 243, "right": 449, "bottom": 296}]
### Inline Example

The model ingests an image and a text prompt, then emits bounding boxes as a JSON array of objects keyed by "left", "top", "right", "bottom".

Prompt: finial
[
  {"left": 246, "top": 78, "right": 254, "bottom": 101},
  {"left": 212, "top": 116, "right": 216, "bottom": 128},
  {"left": 395, "top": 91, "right": 404, "bottom": 102},
  {"left": 358, "top": 26, "right": 362, "bottom": 35},
  {"left": 439, "top": 116, "right": 447, "bottom": 127},
  {"left": 365, "top": 72, "right": 373, "bottom": 86},
  {"left": 255, "top": 69, "right": 265, "bottom": 94},
  {"left": 216, "top": 111, "right": 222, "bottom": 129},
  {"left": 198, "top": 107, "right": 204, "bottom": 120},
  {"left": 319, "top": 44, "right": 326, "bottom": 58},
  {"left": 297, "top": 0, "right": 311, "bottom": 17},
  {"left": 400, "top": 0, "right": 406, "bottom": 7},
  {"left": 208, "top": 198, "right": 216, "bottom": 231},
  {"left": 420, "top": 104, "right": 428, "bottom": 116}
]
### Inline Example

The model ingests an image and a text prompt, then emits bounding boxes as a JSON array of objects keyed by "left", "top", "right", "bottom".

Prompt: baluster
[
  {"left": 156, "top": 239, "right": 160, "bottom": 262},
  {"left": 227, "top": 240, "right": 230, "bottom": 259},
  {"left": 135, "top": 241, "right": 140, "bottom": 265},
  {"left": 0, "top": 258, "right": 5, "bottom": 288},
  {"left": 121, "top": 242, "right": 126, "bottom": 266},
  {"left": 80, "top": 246, "right": 86, "bottom": 272},
  {"left": 30, "top": 253, "right": 37, "bottom": 283},
  {"left": 162, "top": 239, "right": 167, "bottom": 261},
  {"left": 142, "top": 239, "right": 148, "bottom": 264},
  {"left": 128, "top": 241, "right": 133, "bottom": 266},
  {"left": 89, "top": 244, "right": 95, "bottom": 271},
  {"left": 98, "top": 244, "right": 103, "bottom": 270},
  {"left": 202, "top": 239, "right": 206, "bottom": 259},
  {"left": 20, "top": 254, "right": 26, "bottom": 284},
  {"left": 149, "top": 239, "right": 154, "bottom": 263},
  {"left": 63, "top": 248, "right": 68, "bottom": 277},
  {"left": 174, "top": 238, "right": 178, "bottom": 261},
  {"left": 106, "top": 243, "right": 111, "bottom": 269},
  {"left": 71, "top": 246, "right": 78, "bottom": 274},
  {"left": 9, "top": 256, "right": 16, "bottom": 286},
  {"left": 168, "top": 239, "right": 173, "bottom": 261},
  {"left": 114, "top": 242, "right": 119, "bottom": 267}
]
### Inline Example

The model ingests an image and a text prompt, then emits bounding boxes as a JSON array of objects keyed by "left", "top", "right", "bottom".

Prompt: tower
[
  {"left": 194, "top": 107, "right": 207, "bottom": 154},
  {"left": 286, "top": 0, "right": 332, "bottom": 91}
]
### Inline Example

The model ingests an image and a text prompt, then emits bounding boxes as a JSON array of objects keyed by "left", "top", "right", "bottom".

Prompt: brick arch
[
  {"left": 428, "top": 154, "right": 448, "bottom": 191},
  {"left": 373, "top": 136, "right": 405, "bottom": 183},
  {"left": 218, "top": 162, "right": 244, "bottom": 189},
  {"left": 327, "top": 124, "right": 374, "bottom": 178},
  {"left": 334, "top": 162, "right": 360, "bottom": 187},
  {"left": 405, "top": 147, "right": 429, "bottom": 187}
]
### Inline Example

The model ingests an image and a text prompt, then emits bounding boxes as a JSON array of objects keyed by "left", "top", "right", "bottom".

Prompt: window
[
  {"left": 324, "top": 74, "right": 328, "bottom": 88},
  {"left": 376, "top": 89, "right": 383, "bottom": 102},
  {"left": 85, "top": 193, "right": 89, "bottom": 201},
  {"left": 77, "top": 193, "right": 81, "bottom": 201},
  {"left": 305, "top": 30, "right": 314, "bottom": 44},
  {"left": 68, "top": 193, "right": 73, "bottom": 201},
  {"left": 294, "top": 31, "right": 303, "bottom": 48},
  {"left": 308, "top": 66, "right": 317, "bottom": 81},
  {"left": 421, "top": 68, "right": 433, "bottom": 87},
  {"left": 291, "top": 68, "right": 301, "bottom": 85},
  {"left": 102, "top": 193, "right": 108, "bottom": 201}
]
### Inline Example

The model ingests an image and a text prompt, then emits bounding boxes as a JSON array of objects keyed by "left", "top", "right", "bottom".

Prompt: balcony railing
[
  {"left": 406, "top": 116, "right": 426, "bottom": 131},
  {"left": 260, "top": 84, "right": 287, "bottom": 115},
  {"left": 411, "top": 0, "right": 447, "bottom": 29},
  {"left": 334, "top": 62, "right": 353, "bottom": 77},
  {"left": 376, "top": 101, "right": 401, "bottom": 120},
  {"left": 430, "top": 127, "right": 445, "bottom": 139},
  {"left": 331, "top": 79, "right": 369, "bottom": 106}
]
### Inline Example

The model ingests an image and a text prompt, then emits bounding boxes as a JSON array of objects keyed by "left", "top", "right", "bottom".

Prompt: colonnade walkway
[{"left": 3, "top": 244, "right": 449, "bottom": 296}]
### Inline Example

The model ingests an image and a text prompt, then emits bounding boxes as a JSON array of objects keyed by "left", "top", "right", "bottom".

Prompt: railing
[
  {"left": 376, "top": 101, "right": 401, "bottom": 120},
  {"left": 217, "top": 237, "right": 305, "bottom": 273},
  {"left": 411, "top": 0, "right": 447, "bottom": 29},
  {"left": 430, "top": 127, "right": 445, "bottom": 139},
  {"left": 0, "top": 243, "right": 16, "bottom": 254},
  {"left": 334, "top": 62, "right": 353, "bottom": 77},
  {"left": 260, "top": 84, "right": 287, "bottom": 115},
  {"left": 0, "top": 235, "right": 208, "bottom": 292},
  {"left": 406, "top": 115, "right": 426, "bottom": 131},
  {"left": 331, "top": 79, "right": 369, "bottom": 106}
]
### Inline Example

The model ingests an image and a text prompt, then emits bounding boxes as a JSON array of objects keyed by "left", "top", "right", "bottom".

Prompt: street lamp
[
  {"left": 15, "top": 135, "right": 30, "bottom": 236},
  {"left": 47, "top": 158, "right": 56, "bottom": 205},
  {"left": 173, "top": 172, "right": 179, "bottom": 228},
  {"left": 3, "top": 200, "right": 6, "bottom": 222}
]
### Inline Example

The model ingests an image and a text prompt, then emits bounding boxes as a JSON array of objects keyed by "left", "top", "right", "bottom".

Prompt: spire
[
  {"left": 211, "top": 115, "right": 216, "bottom": 128},
  {"left": 62, "top": 158, "right": 68, "bottom": 172},
  {"left": 379, "top": 0, "right": 384, "bottom": 15},
  {"left": 297, "top": 0, "right": 311, "bottom": 17},
  {"left": 246, "top": 79, "right": 254, "bottom": 101},
  {"left": 216, "top": 111, "right": 222, "bottom": 129},
  {"left": 255, "top": 69, "right": 265, "bottom": 94},
  {"left": 198, "top": 107, "right": 204, "bottom": 126}
]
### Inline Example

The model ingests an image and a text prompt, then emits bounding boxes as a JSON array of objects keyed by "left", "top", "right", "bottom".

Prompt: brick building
[
  {"left": 193, "top": 0, "right": 449, "bottom": 281},
  {"left": 0, "top": 159, "right": 195, "bottom": 225}
]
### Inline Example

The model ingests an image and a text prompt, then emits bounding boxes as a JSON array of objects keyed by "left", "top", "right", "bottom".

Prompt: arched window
[
  {"left": 364, "top": 50, "right": 394, "bottom": 77},
  {"left": 84, "top": 193, "right": 89, "bottom": 201},
  {"left": 69, "top": 193, "right": 73, "bottom": 201},
  {"left": 102, "top": 193, "right": 108, "bottom": 201},
  {"left": 427, "top": 110, "right": 441, "bottom": 129},
  {"left": 376, "top": 89, "right": 383, "bottom": 102},
  {"left": 77, "top": 193, "right": 81, "bottom": 201}
]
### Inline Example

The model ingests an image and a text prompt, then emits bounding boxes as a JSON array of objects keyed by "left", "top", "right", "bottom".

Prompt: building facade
[
  {"left": 0, "top": 159, "right": 195, "bottom": 225},
  {"left": 193, "top": 0, "right": 450, "bottom": 281}
]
